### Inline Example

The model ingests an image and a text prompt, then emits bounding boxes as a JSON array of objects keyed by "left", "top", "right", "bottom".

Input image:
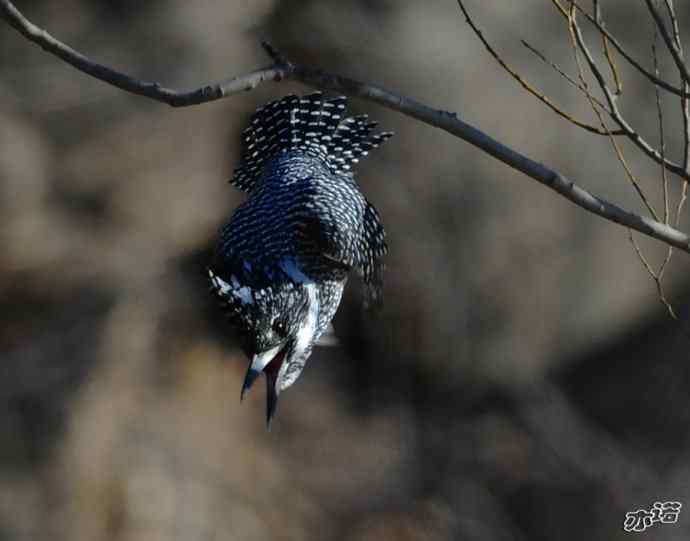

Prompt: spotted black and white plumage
[{"left": 208, "top": 92, "right": 392, "bottom": 427}]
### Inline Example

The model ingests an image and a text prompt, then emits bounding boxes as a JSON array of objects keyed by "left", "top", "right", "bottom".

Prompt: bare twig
[
  {"left": 677, "top": 182, "right": 689, "bottom": 227},
  {"left": 648, "top": 31, "right": 681, "bottom": 324},
  {"left": 658, "top": 245, "right": 673, "bottom": 279},
  {"left": 628, "top": 231, "right": 680, "bottom": 321},
  {"left": 562, "top": 2, "right": 688, "bottom": 182},
  {"left": 550, "top": 0, "right": 568, "bottom": 18},
  {"left": 0, "top": 1, "right": 290, "bottom": 106},
  {"left": 574, "top": 4, "right": 690, "bottom": 99},
  {"left": 593, "top": 0, "right": 622, "bottom": 95},
  {"left": 468, "top": 0, "right": 688, "bottom": 331},
  {"left": 629, "top": 230, "right": 657, "bottom": 278},
  {"left": 454, "top": 1, "right": 620, "bottom": 136},
  {"left": 653, "top": 33, "right": 670, "bottom": 225},
  {"left": 677, "top": 77, "right": 689, "bottom": 229},
  {"left": 646, "top": 0, "right": 690, "bottom": 282},
  {"left": 644, "top": 0, "right": 690, "bottom": 84},
  {"left": 676, "top": 91, "right": 689, "bottom": 227},
  {"left": 521, "top": 39, "right": 613, "bottom": 113},
  {"left": 566, "top": 6, "right": 659, "bottom": 220},
  {"left": 663, "top": 0, "right": 682, "bottom": 53},
  {"left": 664, "top": 0, "right": 690, "bottom": 229},
  {"left": 3, "top": 0, "right": 690, "bottom": 255}
]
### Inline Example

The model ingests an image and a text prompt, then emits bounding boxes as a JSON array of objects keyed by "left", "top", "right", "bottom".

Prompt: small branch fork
[{"left": 2, "top": 0, "right": 690, "bottom": 259}]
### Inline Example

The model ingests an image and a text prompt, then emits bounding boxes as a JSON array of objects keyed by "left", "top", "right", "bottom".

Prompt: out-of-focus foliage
[{"left": 0, "top": 1, "right": 689, "bottom": 539}]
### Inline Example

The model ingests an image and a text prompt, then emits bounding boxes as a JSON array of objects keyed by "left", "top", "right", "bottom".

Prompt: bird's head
[{"left": 239, "top": 282, "right": 321, "bottom": 428}]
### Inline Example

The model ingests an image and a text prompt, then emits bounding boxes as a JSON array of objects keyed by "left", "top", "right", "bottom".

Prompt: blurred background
[{"left": 1, "top": 0, "right": 690, "bottom": 539}]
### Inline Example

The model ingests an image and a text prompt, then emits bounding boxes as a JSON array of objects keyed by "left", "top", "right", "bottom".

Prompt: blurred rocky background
[{"left": 1, "top": 0, "right": 690, "bottom": 539}]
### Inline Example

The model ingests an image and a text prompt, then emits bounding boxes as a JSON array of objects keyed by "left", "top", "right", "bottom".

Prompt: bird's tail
[{"left": 230, "top": 92, "right": 393, "bottom": 192}]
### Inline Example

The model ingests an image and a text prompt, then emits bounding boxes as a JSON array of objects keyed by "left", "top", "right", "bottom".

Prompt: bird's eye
[{"left": 273, "top": 320, "right": 287, "bottom": 337}]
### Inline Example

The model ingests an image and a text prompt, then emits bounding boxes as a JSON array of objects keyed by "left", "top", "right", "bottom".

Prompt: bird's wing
[
  {"left": 292, "top": 198, "right": 387, "bottom": 307},
  {"left": 293, "top": 212, "right": 357, "bottom": 271},
  {"left": 291, "top": 194, "right": 386, "bottom": 307},
  {"left": 356, "top": 199, "right": 387, "bottom": 307}
]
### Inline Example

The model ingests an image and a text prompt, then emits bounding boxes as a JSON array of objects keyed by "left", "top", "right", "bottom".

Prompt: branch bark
[
  {"left": 2, "top": 0, "right": 690, "bottom": 255},
  {"left": 0, "top": 1, "right": 288, "bottom": 106}
]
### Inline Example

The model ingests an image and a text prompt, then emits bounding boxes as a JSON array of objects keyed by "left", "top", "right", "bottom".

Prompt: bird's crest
[{"left": 230, "top": 92, "right": 393, "bottom": 192}]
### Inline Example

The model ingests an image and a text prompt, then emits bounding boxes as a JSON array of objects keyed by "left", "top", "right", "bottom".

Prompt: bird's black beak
[
  {"left": 241, "top": 368, "right": 261, "bottom": 401},
  {"left": 264, "top": 369, "right": 279, "bottom": 429},
  {"left": 240, "top": 344, "right": 286, "bottom": 429}
]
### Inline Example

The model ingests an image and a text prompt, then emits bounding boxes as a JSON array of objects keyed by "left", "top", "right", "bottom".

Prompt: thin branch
[
  {"left": 644, "top": 0, "right": 690, "bottom": 84},
  {"left": 601, "top": 27, "right": 623, "bottom": 95},
  {"left": 658, "top": 245, "right": 673, "bottom": 279},
  {"left": 676, "top": 59, "right": 689, "bottom": 232},
  {"left": 666, "top": 0, "right": 690, "bottom": 228},
  {"left": 550, "top": 0, "right": 568, "bottom": 18},
  {"left": 566, "top": 6, "right": 659, "bottom": 221},
  {"left": 574, "top": 4, "right": 690, "bottom": 99},
  {"left": 3, "top": 0, "right": 690, "bottom": 255},
  {"left": 661, "top": 0, "right": 690, "bottom": 181},
  {"left": 646, "top": 0, "right": 690, "bottom": 275},
  {"left": 0, "top": 1, "right": 290, "bottom": 106},
  {"left": 663, "top": 0, "right": 682, "bottom": 53},
  {"left": 453, "top": 1, "right": 617, "bottom": 135},
  {"left": 562, "top": 1, "right": 687, "bottom": 332},
  {"left": 676, "top": 182, "right": 689, "bottom": 228},
  {"left": 649, "top": 33, "right": 680, "bottom": 323},
  {"left": 563, "top": 2, "right": 688, "bottom": 182},
  {"left": 653, "top": 32, "right": 670, "bottom": 224},
  {"left": 593, "top": 0, "right": 622, "bottom": 95},
  {"left": 521, "top": 39, "right": 613, "bottom": 114},
  {"left": 628, "top": 231, "right": 681, "bottom": 322},
  {"left": 665, "top": 0, "right": 690, "bottom": 176},
  {"left": 629, "top": 230, "right": 657, "bottom": 278}
]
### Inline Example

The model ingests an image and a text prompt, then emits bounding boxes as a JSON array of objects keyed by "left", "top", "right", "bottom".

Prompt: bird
[{"left": 207, "top": 92, "right": 392, "bottom": 427}]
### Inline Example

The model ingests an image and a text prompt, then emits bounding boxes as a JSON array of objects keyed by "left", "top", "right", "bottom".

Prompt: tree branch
[
  {"left": 454, "top": 0, "right": 620, "bottom": 136},
  {"left": 643, "top": 0, "right": 690, "bottom": 85},
  {"left": 593, "top": 0, "right": 622, "bottom": 95},
  {"left": 573, "top": 4, "right": 690, "bottom": 99},
  {"left": 566, "top": 6, "right": 659, "bottom": 221},
  {"left": 2, "top": 0, "right": 690, "bottom": 255},
  {"left": 0, "top": 1, "right": 291, "bottom": 106},
  {"left": 521, "top": 39, "right": 612, "bottom": 114},
  {"left": 561, "top": 2, "right": 688, "bottom": 181},
  {"left": 652, "top": 33, "right": 670, "bottom": 225}
]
